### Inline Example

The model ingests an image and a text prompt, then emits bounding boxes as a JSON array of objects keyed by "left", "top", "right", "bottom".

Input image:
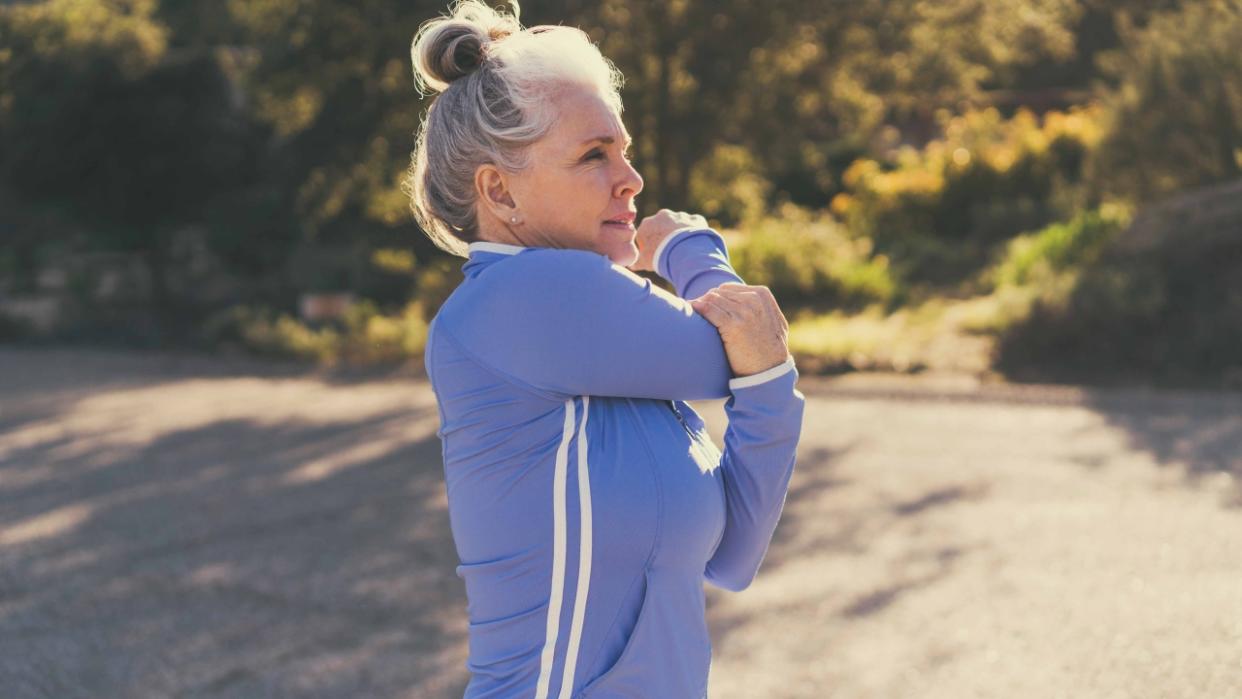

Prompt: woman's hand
[
  {"left": 689, "top": 283, "right": 792, "bottom": 378},
  {"left": 626, "top": 209, "right": 710, "bottom": 274}
]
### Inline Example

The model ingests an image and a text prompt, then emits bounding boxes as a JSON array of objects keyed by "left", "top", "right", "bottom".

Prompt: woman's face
[{"left": 502, "top": 84, "right": 644, "bottom": 265}]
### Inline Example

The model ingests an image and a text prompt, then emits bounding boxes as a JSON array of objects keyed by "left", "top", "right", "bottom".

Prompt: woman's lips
[
  {"left": 604, "top": 211, "right": 637, "bottom": 226},
  {"left": 603, "top": 220, "right": 635, "bottom": 230}
]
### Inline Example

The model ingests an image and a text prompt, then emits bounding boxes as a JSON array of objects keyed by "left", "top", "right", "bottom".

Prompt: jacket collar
[
  {"left": 461, "top": 240, "right": 535, "bottom": 277},
  {"left": 467, "top": 241, "right": 529, "bottom": 256}
]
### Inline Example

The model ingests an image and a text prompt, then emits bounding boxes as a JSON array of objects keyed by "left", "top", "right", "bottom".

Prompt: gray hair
[{"left": 405, "top": 0, "right": 625, "bottom": 257}]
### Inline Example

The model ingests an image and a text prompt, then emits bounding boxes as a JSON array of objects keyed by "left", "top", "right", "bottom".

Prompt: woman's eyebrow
[{"left": 579, "top": 135, "right": 634, "bottom": 148}]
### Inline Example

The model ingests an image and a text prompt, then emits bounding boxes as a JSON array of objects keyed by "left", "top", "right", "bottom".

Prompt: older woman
[{"left": 409, "top": 2, "right": 805, "bottom": 697}]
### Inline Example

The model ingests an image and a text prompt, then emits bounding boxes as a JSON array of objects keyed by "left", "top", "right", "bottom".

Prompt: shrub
[
  {"left": 336, "top": 299, "right": 428, "bottom": 363},
  {"left": 986, "top": 203, "right": 1132, "bottom": 290},
  {"left": 1087, "top": 0, "right": 1242, "bottom": 204},
  {"left": 994, "top": 181, "right": 1242, "bottom": 384},
  {"left": 833, "top": 105, "right": 1106, "bottom": 285},
  {"left": 689, "top": 144, "right": 771, "bottom": 229},
  {"left": 200, "top": 298, "right": 428, "bottom": 365},
  {"left": 412, "top": 257, "right": 464, "bottom": 323},
  {"left": 728, "top": 203, "right": 898, "bottom": 312}
]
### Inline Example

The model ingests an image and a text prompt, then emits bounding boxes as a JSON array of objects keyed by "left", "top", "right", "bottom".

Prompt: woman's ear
[{"left": 475, "top": 164, "right": 518, "bottom": 223}]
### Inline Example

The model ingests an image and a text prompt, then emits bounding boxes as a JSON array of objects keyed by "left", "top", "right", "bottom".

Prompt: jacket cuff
[
  {"left": 728, "top": 355, "right": 797, "bottom": 391},
  {"left": 655, "top": 227, "right": 730, "bottom": 289}
]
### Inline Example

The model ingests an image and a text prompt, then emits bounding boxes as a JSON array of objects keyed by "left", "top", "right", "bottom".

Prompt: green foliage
[
  {"left": 573, "top": 0, "right": 1089, "bottom": 210},
  {"left": 0, "top": 0, "right": 168, "bottom": 80},
  {"left": 337, "top": 299, "right": 429, "bottom": 363},
  {"left": 987, "top": 203, "right": 1131, "bottom": 289},
  {"left": 201, "top": 299, "right": 428, "bottom": 364},
  {"left": 1, "top": 0, "right": 1235, "bottom": 383},
  {"left": 948, "top": 204, "right": 1131, "bottom": 339},
  {"left": 220, "top": 0, "right": 431, "bottom": 248},
  {"left": 412, "top": 257, "right": 465, "bottom": 322},
  {"left": 1088, "top": 0, "right": 1242, "bottom": 203},
  {"left": 688, "top": 144, "right": 771, "bottom": 228},
  {"left": 833, "top": 105, "right": 1105, "bottom": 285},
  {"left": 0, "top": 0, "right": 264, "bottom": 340},
  {"left": 994, "top": 183, "right": 1242, "bottom": 383},
  {"left": 729, "top": 204, "right": 898, "bottom": 312},
  {"left": 0, "top": 1, "right": 250, "bottom": 228}
]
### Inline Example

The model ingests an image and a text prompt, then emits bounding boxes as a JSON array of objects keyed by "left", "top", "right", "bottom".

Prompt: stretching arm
[
  {"left": 704, "top": 359, "right": 805, "bottom": 592},
  {"left": 654, "top": 227, "right": 741, "bottom": 300},
  {"left": 444, "top": 244, "right": 741, "bottom": 402}
]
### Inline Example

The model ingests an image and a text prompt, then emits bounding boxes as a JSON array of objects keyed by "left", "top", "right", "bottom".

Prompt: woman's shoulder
[
  {"left": 507, "top": 246, "right": 614, "bottom": 271},
  {"left": 437, "top": 247, "right": 645, "bottom": 333},
  {"left": 483, "top": 246, "right": 637, "bottom": 290}
]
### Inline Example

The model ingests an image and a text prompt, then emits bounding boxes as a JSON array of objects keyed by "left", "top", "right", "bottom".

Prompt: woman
[{"left": 409, "top": 2, "right": 805, "bottom": 697}]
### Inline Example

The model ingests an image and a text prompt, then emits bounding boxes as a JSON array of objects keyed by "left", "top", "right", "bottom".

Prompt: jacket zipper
[
  {"left": 667, "top": 400, "right": 692, "bottom": 433},
  {"left": 668, "top": 400, "right": 719, "bottom": 466}
]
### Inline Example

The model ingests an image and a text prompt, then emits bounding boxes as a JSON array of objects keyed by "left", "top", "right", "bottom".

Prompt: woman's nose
[{"left": 616, "top": 160, "right": 643, "bottom": 199}]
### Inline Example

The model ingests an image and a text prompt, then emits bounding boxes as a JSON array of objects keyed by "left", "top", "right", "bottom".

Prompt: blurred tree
[
  {"left": 567, "top": 0, "right": 1098, "bottom": 213},
  {"left": 0, "top": 0, "right": 260, "bottom": 335},
  {"left": 1087, "top": 0, "right": 1242, "bottom": 203},
  {"left": 221, "top": 0, "right": 436, "bottom": 258}
]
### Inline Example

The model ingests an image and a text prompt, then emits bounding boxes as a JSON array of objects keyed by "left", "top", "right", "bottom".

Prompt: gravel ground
[{"left": 1, "top": 346, "right": 1240, "bottom": 698}]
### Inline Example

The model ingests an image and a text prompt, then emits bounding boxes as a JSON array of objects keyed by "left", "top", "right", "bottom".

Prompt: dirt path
[{"left": 2, "top": 347, "right": 1240, "bottom": 698}]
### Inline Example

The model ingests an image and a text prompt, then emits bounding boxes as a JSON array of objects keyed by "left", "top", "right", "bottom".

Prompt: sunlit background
[
  {"left": 1, "top": 0, "right": 1239, "bottom": 383},
  {"left": 2, "top": 1, "right": 1241, "bottom": 697}
]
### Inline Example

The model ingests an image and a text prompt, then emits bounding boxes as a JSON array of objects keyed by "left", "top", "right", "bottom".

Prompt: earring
[{"left": 510, "top": 216, "right": 518, "bottom": 224}]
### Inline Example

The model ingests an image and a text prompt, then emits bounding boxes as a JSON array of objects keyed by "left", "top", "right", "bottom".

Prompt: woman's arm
[
  {"left": 629, "top": 211, "right": 740, "bottom": 301},
  {"left": 653, "top": 227, "right": 741, "bottom": 300},
  {"left": 703, "top": 362, "right": 805, "bottom": 592},
  {"left": 440, "top": 246, "right": 738, "bottom": 402},
  {"left": 686, "top": 281, "right": 804, "bottom": 592}
]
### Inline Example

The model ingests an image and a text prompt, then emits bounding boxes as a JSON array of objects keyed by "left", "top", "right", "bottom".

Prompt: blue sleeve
[
  {"left": 654, "top": 227, "right": 742, "bottom": 300},
  {"left": 703, "top": 357, "right": 805, "bottom": 592},
  {"left": 443, "top": 247, "right": 738, "bottom": 402}
]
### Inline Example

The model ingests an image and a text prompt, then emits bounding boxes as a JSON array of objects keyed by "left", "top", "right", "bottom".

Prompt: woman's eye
[{"left": 584, "top": 147, "right": 633, "bottom": 162}]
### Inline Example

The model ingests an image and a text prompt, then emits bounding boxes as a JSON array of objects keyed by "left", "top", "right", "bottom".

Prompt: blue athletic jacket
[{"left": 424, "top": 227, "right": 806, "bottom": 698}]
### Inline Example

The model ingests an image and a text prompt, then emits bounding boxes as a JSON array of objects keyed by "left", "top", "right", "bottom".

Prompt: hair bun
[{"left": 411, "top": 1, "right": 522, "bottom": 94}]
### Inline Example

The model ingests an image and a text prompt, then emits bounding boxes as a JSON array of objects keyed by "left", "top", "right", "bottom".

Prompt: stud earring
[{"left": 510, "top": 216, "right": 518, "bottom": 224}]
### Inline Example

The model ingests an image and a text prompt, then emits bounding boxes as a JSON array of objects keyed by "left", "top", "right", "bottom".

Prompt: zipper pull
[{"left": 667, "top": 400, "right": 690, "bottom": 429}]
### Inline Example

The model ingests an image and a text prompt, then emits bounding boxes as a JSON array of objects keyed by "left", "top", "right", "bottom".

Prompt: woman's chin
[{"left": 606, "top": 240, "right": 640, "bottom": 267}]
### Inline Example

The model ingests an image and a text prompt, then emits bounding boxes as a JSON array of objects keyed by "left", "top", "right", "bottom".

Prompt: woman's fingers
[
  {"left": 692, "top": 285, "right": 787, "bottom": 329},
  {"left": 714, "top": 285, "right": 787, "bottom": 329},
  {"left": 689, "top": 294, "right": 731, "bottom": 326},
  {"left": 691, "top": 289, "right": 752, "bottom": 329},
  {"left": 690, "top": 284, "right": 793, "bottom": 377},
  {"left": 709, "top": 286, "right": 763, "bottom": 315}
]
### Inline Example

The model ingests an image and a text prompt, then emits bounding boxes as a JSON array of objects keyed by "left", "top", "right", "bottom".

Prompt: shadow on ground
[
  {"left": 0, "top": 347, "right": 468, "bottom": 698},
  {"left": 7, "top": 346, "right": 1242, "bottom": 697},
  {"left": 1079, "top": 389, "right": 1242, "bottom": 506},
  {"left": 698, "top": 436, "right": 984, "bottom": 648}
]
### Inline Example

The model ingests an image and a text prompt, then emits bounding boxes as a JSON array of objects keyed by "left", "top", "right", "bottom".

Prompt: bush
[
  {"left": 336, "top": 299, "right": 428, "bottom": 363},
  {"left": 832, "top": 105, "right": 1105, "bottom": 286},
  {"left": 200, "top": 298, "right": 429, "bottom": 365},
  {"left": 728, "top": 203, "right": 898, "bottom": 312},
  {"left": 1087, "top": 0, "right": 1242, "bottom": 204},
  {"left": 412, "top": 256, "right": 464, "bottom": 323},
  {"left": 994, "top": 181, "right": 1242, "bottom": 385},
  {"left": 986, "top": 203, "right": 1132, "bottom": 290},
  {"left": 688, "top": 144, "right": 771, "bottom": 229}
]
